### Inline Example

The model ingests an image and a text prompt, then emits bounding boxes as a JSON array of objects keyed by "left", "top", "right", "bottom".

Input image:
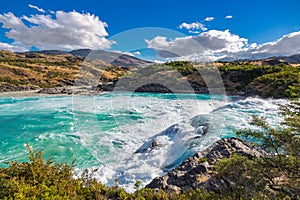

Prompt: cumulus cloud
[
  {"left": 0, "top": 42, "right": 28, "bottom": 52},
  {"left": 28, "top": 4, "right": 45, "bottom": 13},
  {"left": 146, "top": 29, "right": 248, "bottom": 59},
  {"left": 204, "top": 17, "right": 214, "bottom": 22},
  {"left": 249, "top": 31, "right": 300, "bottom": 56},
  {"left": 0, "top": 11, "right": 113, "bottom": 51},
  {"left": 0, "top": 12, "right": 26, "bottom": 29},
  {"left": 179, "top": 22, "right": 207, "bottom": 31},
  {"left": 146, "top": 29, "right": 300, "bottom": 61},
  {"left": 222, "top": 31, "right": 300, "bottom": 59},
  {"left": 225, "top": 15, "right": 233, "bottom": 19},
  {"left": 133, "top": 51, "right": 141, "bottom": 55}
]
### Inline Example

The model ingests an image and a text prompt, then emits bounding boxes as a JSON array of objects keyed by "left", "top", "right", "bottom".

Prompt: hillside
[
  {"left": 108, "top": 60, "right": 299, "bottom": 98},
  {"left": 0, "top": 50, "right": 80, "bottom": 92},
  {"left": 0, "top": 50, "right": 299, "bottom": 98},
  {"left": 218, "top": 63, "right": 300, "bottom": 98},
  {"left": 0, "top": 50, "right": 149, "bottom": 93}
]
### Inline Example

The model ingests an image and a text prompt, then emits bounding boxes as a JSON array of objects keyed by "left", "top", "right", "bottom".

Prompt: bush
[
  {"left": 0, "top": 145, "right": 219, "bottom": 199},
  {"left": 165, "top": 61, "right": 196, "bottom": 76},
  {"left": 0, "top": 145, "right": 108, "bottom": 199}
]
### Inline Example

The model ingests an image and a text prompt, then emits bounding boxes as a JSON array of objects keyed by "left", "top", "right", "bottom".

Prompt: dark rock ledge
[
  {"left": 37, "top": 86, "right": 100, "bottom": 95},
  {"left": 146, "top": 138, "right": 265, "bottom": 194}
]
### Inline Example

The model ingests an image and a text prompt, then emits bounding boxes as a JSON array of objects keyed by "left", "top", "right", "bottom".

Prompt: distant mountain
[
  {"left": 279, "top": 54, "right": 300, "bottom": 64},
  {"left": 217, "top": 57, "right": 242, "bottom": 62},
  {"left": 23, "top": 50, "right": 71, "bottom": 56},
  {"left": 69, "top": 49, "right": 92, "bottom": 57},
  {"left": 19, "top": 49, "right": 153, "bottom": 67},
  {"left": 70, "top": 49, "right": 153, "bottom": 67},
  {"left": 20, "top": 49, "right": 300, "bottom": 65},
  {"left": 111, "top": 54, "right": 153, "bottom": 67},
  {"left": 219, "top": 54, "right": 300, "bottom": 65}
]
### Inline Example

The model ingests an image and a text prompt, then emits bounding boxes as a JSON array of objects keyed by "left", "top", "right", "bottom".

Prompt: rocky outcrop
[
  {"left": 146, "top": 138, "right": 265, "bottom": 193},
  {"left": 37, "top": 86, "right": 100, "bottom": 95},
  {"left": 0, "top": 83, "right": 40, "bottom": 92},
  {"left": 37, "top": 87, "right": 74, "bottom": 95},
  {"left": 135, "top": 83, "right": 174, "bottom": 93}
]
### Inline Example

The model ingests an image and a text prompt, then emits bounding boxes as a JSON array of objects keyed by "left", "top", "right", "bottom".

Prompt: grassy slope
[
  {"left": 0, "top": 50, "right": 127, "bottom": 92},
  {"left": 0, "top": 50, "right": 80, "bottom": 90}
]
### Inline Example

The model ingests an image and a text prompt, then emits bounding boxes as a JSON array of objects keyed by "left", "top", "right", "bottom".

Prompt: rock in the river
[{"left": 146, "top": 137, "right": 265, "bottom": 193}]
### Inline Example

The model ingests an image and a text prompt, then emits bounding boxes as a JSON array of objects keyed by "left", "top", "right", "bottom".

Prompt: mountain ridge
[
  {"left": 19, "top": 49, "right": 153, "bottom": 67},
  {"left": 219, "top": 53, "right": 300, "bottom": 65},
  {"left": 12, "top": 48, "right": 300, "bottom": 65}
]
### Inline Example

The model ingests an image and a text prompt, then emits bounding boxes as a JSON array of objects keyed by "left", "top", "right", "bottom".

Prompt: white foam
[{"left": 73, "top": 95, "right": 285, "bottom": 192}]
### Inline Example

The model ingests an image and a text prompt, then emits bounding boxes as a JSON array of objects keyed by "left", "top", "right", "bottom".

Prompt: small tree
[{"left": 216, "top": 101, "right": 300, "bottom": 199}]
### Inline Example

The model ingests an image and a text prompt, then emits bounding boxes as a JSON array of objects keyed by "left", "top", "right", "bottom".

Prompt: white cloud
[
  {"left": 188, "top": 30, "right": 200, "bottom": 34},
  {"left": 146, "top": 29, "right": 248, "bottom": 58},
  {"left": 249, "top": 31, "right": 300, "bottom": 56},
  {"left": 152, "top": 59, "right": 164, "bottom": 63},
  {"left": 146, "top": 36, "right": 170, "bottom": 49},
  {"left": 0, "top": 42, "right": 28, "bottom": 52},
  {"left": 133, "top": 51, "right": 141, "bottom": 55},
  {"left": 110, "top": 50, "right": 135, "bottom": 57},
  {"left": 221, "top": 31, "right": 300, "bottom": 59},
  {"left": 0, "top": 11, "right": 113, "bottom": 51},
  {"left": 204, "top": 17, "right": 214, "bottom": 22},
  {"left": 225, "top": 15, "right": 233, "bottom": 19},
  {"left": 28, "top": 4, "right": 45, "bottom": 13},
  {"left": 122, "top": 51, "right": 135, "bottom": 56},
  {"left": 179, "top": 22, "right": 207, "bottom": 31},
  {"left": 146, "top": 29, "right": 300, "bottom": 61},
  {"left": 0, "top": 12, "right": 26, "bottom": 29}
]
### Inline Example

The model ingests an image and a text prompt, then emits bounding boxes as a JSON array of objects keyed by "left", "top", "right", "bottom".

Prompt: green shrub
[
  {"left": 219, "top": 64, "right": 300, "bottom": 98},
  {"left": 216, "top": 101, "right": 300, "bottom": 199},
  {"left": 0, "top": 145, "right": 219, "bottom": 199},
  {"left": 0, "top": 145, "right": 107, "bottom": 199},
  {"left": 165, "top": 61, "right": 196, "bottom": 76}
]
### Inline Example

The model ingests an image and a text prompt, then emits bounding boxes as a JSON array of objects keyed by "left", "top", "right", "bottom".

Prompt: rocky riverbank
[{"left": 146, "top": 138, "right": 265, "bottom": 194}]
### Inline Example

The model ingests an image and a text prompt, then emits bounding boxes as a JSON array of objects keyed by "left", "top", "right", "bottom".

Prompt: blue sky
[{"left": 0, "top": 0, "right": 300, "bottom": 60}]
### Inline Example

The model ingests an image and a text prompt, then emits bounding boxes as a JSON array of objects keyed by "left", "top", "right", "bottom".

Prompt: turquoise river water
[{"left": 0, "top": 92, "right": 286, "bottom": 191}]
